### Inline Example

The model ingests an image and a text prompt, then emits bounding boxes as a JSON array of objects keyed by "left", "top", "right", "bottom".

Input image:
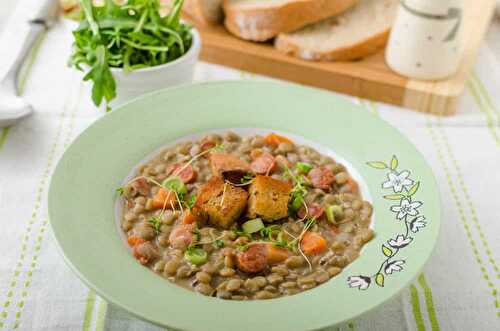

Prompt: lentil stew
[{"left": 119, "top": 132, "right": 374, "bottom": 300}]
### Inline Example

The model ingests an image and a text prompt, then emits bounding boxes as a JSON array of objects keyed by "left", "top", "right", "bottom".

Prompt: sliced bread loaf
[
  {"left": 275, "top": 0, "right": 398, "bottom": 61},
  {"left": 183, "top": 0, "right": 224, "bottom": 25},
  {"left": 223, "top": 0, "right": 358, "bottom": 41}
]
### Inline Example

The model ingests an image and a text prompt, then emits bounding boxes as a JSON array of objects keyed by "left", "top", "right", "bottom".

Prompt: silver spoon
[{"left": 0, "top": 0, "right": 58, "bottom": 128}]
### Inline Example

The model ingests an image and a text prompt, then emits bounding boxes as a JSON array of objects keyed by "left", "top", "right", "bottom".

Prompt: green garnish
[
  {"left": 162, "top": 176, "right": 187, "bottom": 195},
  {"left": 259, "top": 224, "right": 280, "bottom": 240},
  {"left": 186, "top": 195, "right": 197, "bottom": 210},
  {"left": 148, "top": 216, "right": 162, "bottom": 234},
  {"left": 184, "top": 246, "right": 207, "bottom": 265},
  {"left": 191, "top": 228, "right": 201, "bottom": 243},
  {"left": 296, "top": 162, "right": 313, "bottom": 174},
  {"left": 214, "top": 239, "right": 225, "bottom": 248},
  {"left": 116, "top": 187, "right": 124, "bottom": 195},
  {"left": 283, "top": 165, "right": 310, "bottom": 212},
  {"left": 236, "top": 244, "right": 249, "bottom": 252},
  {"left": 70, "top": 0, "right": 192, "bottom": 110},
  {"left": 326, "top": 205, "right": 343, "bottom": 223},
  {"left": 240, "top": 173, "right": 255, "bottom": 185},
  {"left": 242, "top": 218, "right": 265, "bottom": 234}
]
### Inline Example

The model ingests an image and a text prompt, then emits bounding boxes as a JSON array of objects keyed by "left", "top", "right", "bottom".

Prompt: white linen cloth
[{"left": 0, "top": 1, "right": 499, "bottom": 330}]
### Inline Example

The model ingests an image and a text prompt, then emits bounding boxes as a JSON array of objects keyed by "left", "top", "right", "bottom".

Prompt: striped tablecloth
[{"left": 0, "top": 2, "right": 499, "bottom": 330}]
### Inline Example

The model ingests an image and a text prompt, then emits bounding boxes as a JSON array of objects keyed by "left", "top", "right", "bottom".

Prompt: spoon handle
[{"left": 0, "top": 21, "right": 47, "bottom": 95}]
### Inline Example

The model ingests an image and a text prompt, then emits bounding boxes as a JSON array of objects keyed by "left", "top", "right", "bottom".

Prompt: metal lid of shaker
[{"left": 404, "top": 0, "right": 462, "bottom": 16}]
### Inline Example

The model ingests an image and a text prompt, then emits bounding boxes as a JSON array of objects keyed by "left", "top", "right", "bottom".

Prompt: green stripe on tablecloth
[
  {"left": 410, "top": 285, "right": 426, "bottom": 331},
  {"left": 467, "top": 79, "right": 500, "bottom": 146},
  {"left": 418, "top": 274, "right": 440, "bottom": 331},
  {"left": 82, "top": 291, "right": 96, "bottom": 331},
  {"left": 0, "top": 109, "right": 68, "bottom": 327},
  {"left": 0, "top": 127, "right": 10, "bottom": 150},
  {"left": 471, "top": 71, "right": 500, "bottom": 126},
  {"left": 436, "top": 121, "right": 500, "bottom": 280},
  {"left": 426, "top": 121, "right": 500, "bottom": 316},
  {"left": 95, "top": 297, "right": 108, "bottom": 331},
  {"left": 8, "top": 83, "right": 83, "bottom": 329}
]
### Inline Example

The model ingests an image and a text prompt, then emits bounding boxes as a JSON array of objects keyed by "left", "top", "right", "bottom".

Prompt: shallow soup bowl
[{"left": 49, "top": 80, "right": 441, "bottom": 331}]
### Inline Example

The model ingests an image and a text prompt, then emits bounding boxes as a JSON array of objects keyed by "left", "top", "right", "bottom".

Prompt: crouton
[
  {"left": 247, "top": 175, "right": 292, "bottom": 221},
  {"left": 209, "top": 153, "right": 251, "bottom": 183},
  {"left": 193, "top": 177, "right": 248, "bottom": 229}
]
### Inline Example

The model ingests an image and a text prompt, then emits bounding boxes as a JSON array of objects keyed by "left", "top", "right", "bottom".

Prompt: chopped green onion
[
  {"left": 326, "top": 205, "right": 343, "bottom": 223},
  {"left": 184, "top": 247, "right": 207, "bottom": 265},
  {"left": 296, "top": 162, "right": 313, "bottom": 174},
  {"left": 242, "top": 218, "right": 265, "bottom": 234},
  {"left": 162, "top": 176, "right": 187, "bottom": 194}
]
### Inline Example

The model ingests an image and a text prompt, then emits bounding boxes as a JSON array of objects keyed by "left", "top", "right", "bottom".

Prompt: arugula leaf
[
  {"left": 83, "top": 45, "right": 116, "bottom": 110},
  {"left": 70, "top": 0, "right": 192, "bottom": 110}
]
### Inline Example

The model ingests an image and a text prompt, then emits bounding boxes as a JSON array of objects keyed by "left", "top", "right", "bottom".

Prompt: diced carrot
[
  {"left": 127, "top": 236, "right": 145, "bottom": 247},
  {"left": 151, "top": 188, "right": 177, "bottom": 209},
  {"left": 265, "top": 244, "right": 290, "bottom": 264},
  {"left": 301, "top": 231, "right": 327, "bottom": 255},
  {"left": 346, "top": 177, "right": 359, "bottom": 193},
  {"left": 182, "top": 210, "right": 198, "bottom": 224},
  {"left": 264, "top": 133, "right": 294, "bottom": 146}
]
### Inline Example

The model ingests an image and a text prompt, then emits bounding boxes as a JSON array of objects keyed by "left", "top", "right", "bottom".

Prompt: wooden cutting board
[{"left": 187, "top": 0, "right": 496, "bottom": 116}]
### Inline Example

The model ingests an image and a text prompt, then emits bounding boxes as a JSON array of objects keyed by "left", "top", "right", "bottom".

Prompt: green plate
[{"left": 49, "top": 81, "right": 440, "bottom": 331}]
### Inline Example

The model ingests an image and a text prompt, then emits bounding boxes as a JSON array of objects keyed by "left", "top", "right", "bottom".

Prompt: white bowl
[{"left": 109, "top": 27, "right": 201, "bottom": 107}]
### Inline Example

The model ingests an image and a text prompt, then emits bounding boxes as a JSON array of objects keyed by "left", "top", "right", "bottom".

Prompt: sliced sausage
[
  {"left": 167, "top": 163, "right": 197, "bottom": 183},
  {"left": 133, "top": 241, "right": 158, "bottom": 265},
  {"left": 297, "top": 203, "right": 324, "bottom": 220},
  {"left": 250, "top": 153, "right": 277, "bottom": 175},
  {"left": 169, "top": 224, "right": 194, "bottom": 249},
  {"left": 309, "top": 166, "right": 335, "bottom": 190},
  {"left": 129, "top": 177, "right": 150, "bottom": 196},
  {"left": 236, "top": 244, "right": 268, "bottom": 274}
]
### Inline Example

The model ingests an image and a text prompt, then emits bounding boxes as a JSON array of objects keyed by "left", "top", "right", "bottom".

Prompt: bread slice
[
  {"left": 275, "top": 0, "right": 398, "bottom": 61},
  {"left": 183, "top": 0, "right": 224, "bottom": 25},
  {"left": 223, "top": 0, "right": 358, "bottom": 41}
]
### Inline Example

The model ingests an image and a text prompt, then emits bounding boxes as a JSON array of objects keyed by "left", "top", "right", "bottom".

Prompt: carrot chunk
[
  {"left": 264, "top": 133, "right": 293, "bottom": 146},
  {"left": 182, "top": 210, "right": 198, "bottom": 224},
  {"left": 301, "top": 231, "right": 327, "bottom": 255},
  {"left": 265, "top": 244, "right": 290, "bottom": 264},
  {"left": 151, "top": 188, "right": 177, "bottom": 209}
]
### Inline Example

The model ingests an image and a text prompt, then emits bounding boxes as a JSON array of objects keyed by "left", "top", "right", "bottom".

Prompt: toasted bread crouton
[
  {"left": 247, "top": 175, "right": 292, "bottom": 221},
  {"left": 193, "top": 177, "right": 248, "bottom": 228},
  {"left": 209, "top": 152, "right": 251, "bottom": 184}
]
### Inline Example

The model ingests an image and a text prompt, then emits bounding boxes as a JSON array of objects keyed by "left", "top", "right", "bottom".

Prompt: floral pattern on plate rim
[{"left": 347, "top": 155, "right": 427, "bottom": 290}]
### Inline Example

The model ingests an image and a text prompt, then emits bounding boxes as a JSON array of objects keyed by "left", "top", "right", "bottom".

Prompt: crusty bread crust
[
  {"left": 183, "top": 0, "right": 223, "bottom": 25},
  {"left": 223, "top": 0, "right": 358, "bottom": 41},
  {"left": 275, "top": 28, "right": 391, "bottom": 61}
]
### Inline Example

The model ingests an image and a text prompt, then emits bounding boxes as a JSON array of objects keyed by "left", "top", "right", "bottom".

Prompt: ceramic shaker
[{"left": 385, "top": 0, "right": 463, "bottom": 80}]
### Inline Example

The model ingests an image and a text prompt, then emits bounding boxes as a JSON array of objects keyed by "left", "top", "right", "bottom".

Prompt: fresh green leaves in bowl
[{"left": 69, "top": 0, "right": 192, "bottom": 110}]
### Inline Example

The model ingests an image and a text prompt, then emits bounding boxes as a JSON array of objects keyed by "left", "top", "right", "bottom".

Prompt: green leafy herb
[
  {"left": 191, "top": 228, "right": 201, "bottom": 243},
  {"left": 147, "top": 215, "right": 162, "bottom": 234},
  {"left": 70, "top": 0, "right": 192, "bottom": 110},
  {"left": 116, "top": 187, "right": 124, "bottom": 195},
  {"left": 295, "top": 162, "right": 313, "bottom": 174},
  {"left": 214, "top": 239, "right": 225, "bottom": 248},
  {"left": 236, "top": 244, "right": 249, "bottom": 252},
  {"left": 240, "top": 173, "right": 255, "bottom": 185},
  {"left": 283, "top": 165, "right": 310, "bottom": 212},
  {"left": 186, "top": 194, "right": 197, "bottom": 210}
]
